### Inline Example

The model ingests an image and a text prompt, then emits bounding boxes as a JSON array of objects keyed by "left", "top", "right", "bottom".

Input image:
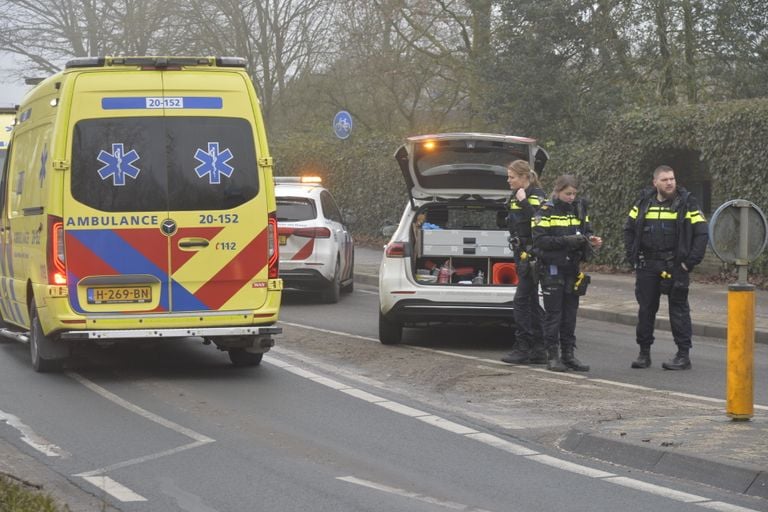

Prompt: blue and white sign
[
  {"left": 97, "top": 143, "right": 141, "bottom": 186},
  {"left": 333, "top": 110, "right": 353, "bottom": 140},
  {"left": 194, "top": 142, "right": 234, "bottom": 185}
]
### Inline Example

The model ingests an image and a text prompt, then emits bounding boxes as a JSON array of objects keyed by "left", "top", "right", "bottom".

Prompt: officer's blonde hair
[{"left": 507, "top": 159, "right": 541, "bottom": 188}]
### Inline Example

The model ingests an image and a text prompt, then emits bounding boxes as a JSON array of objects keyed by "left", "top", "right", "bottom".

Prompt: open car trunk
[{"left": 410, "top": 201, "right": 519, "bottom": 286}]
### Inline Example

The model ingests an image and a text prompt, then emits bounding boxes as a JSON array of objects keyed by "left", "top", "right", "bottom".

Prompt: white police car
[
  {"left": 378, "top": 133, "right": 548, "bottom": 344},
  {"left": 276, "top": 177, "right": 354, "bottom": 303}
]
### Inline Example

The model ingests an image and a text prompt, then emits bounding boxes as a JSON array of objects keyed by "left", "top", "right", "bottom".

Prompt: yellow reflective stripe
[
  {"left": 644, "top": 210, "right": 677, "bottom": 220},
  {"left": 510, "top": 204, "right": 523, "bottom": 210},
  {"left": 528, "top": 197, "right": 541, "bottom": 206},
  {"left": 628, "top": 206, "right": 639, "bottom": 219},
  {"left": 546, "top": 217, "right": 581, "bottom": 227},
  {"left": 687, "top": 211, "right": 706, "bottom": 223},
  {"left": 536, "top": 218, "right": 551, "bottom": 227}
]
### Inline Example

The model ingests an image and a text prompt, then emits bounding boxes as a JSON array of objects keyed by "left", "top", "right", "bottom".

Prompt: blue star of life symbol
[
  {"left": 194, "top": 142, "right": 234, "bottom": 184},
  {"left": 39, "top": 145, "right": 48, "bottom": 185},
  {"left": 97, "top": 143, "right": 141, "bottom": 186}
]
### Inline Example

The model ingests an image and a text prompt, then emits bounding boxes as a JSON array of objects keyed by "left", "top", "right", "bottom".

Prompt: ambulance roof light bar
[{"left": 65, "top": 56, "right": 247, "bottom": 69}]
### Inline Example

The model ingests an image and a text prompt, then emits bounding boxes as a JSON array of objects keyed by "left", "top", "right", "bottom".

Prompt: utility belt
[{"left": 640, "top": 249, "right": 675, "bottom": 261}]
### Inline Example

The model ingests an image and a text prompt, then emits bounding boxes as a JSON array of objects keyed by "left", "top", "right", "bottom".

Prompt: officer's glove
[{"left": 562, "top": 234, "right": 587, "bottom": 250}]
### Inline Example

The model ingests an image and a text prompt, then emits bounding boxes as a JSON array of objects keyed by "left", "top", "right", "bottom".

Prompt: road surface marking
[
  {"left": 68, "top": 371, "right": 215, "bottom": 503},
  {"left": 81, "top": 476, "right": 146, "bottom": 502},
  {"left": 525, "top": 454, "right": 615, "bottom": 478},
  {"left": 277, "top": 321, "right": 768, "bottom": 409},
  {"left": 698, "top": 502, "right": 765, "bottom": 512},
  {"left": 604, "top": 476, "right": 708, "bottom": 502},
  {"left": 464, "top": 433, "right": 538, "bottom": 456},
  {"left": 68, "top": 372, "right": 214, "bottom": 443},
  {"left": 269, "top": 346, "right": 765, "bottom": 512},
  {"left": 337, "top": 476, "right": 494, "bottom": 512},
  {"left": 0, "top": 409, "right": 68, "bottom": 457}
]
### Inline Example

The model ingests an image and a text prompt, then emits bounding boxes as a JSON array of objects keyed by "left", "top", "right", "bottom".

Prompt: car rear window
[
  {"left": 413, "top": 139, "right": 530, "bottom": 190},
  {"left": 276, "top": 197, "right": 316, "bottom": 221},
  {"left": 71, "top": 117, "right": 259, "bottom": 212}
]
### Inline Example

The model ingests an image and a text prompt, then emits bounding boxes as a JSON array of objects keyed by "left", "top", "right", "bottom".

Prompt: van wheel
[
  {"left": 321, "top": 260, "right": 341, "bottom": 304},
  {"left": 379, "top": 311, "right": 402, "bottom": 345},
  {"left": 29, "top": 304, "right": 67, "bottom": 373},
  {"left": 228, "top": 349, "right": 263, "bottom": 367}
]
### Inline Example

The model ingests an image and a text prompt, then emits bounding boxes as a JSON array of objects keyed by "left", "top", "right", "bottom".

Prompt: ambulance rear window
[{"left": 71, "top": 117, "right": 259, "bottom": 212}]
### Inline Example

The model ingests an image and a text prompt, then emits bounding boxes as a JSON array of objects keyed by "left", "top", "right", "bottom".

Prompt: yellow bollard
[{"left": 726, "top": 284, "right": 755, "bottom": 420}]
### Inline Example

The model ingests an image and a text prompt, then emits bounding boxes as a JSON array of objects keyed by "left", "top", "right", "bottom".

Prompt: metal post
[
  {"left": 726, "top": 284, "right": 754, "bottom": 420},
  {"left": 728, "top": 202, "right": 753, "bottom": 420}
]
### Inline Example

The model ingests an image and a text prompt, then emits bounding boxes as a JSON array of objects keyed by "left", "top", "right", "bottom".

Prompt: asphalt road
[{"left": 0, "top": 285, "right": 765, "bottom": 511}]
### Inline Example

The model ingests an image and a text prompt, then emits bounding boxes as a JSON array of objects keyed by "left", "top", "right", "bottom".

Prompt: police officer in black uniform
[
  {"left": 501, "top": 160, "right": 547, "bottom": 365},
  {"left": 624, "top": 165, "right": 708, "bottom": 370},
  {"left": 533, "top": 175, "right": 602, "bottom": 372}
]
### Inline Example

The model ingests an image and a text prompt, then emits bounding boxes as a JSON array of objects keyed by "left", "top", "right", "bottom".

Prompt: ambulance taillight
[
  {"left": 267, "top": 212, "right": 279, "bottom": 279},
  {"left": 47, "top": 216, "right": 66, "bottom": 285}
]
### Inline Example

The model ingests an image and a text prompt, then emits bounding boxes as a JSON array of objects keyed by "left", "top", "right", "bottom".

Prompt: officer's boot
[
  {"left": 546, "top": 346, "right": 567, "bottom": 372},
  {"left": 501, "top": 338, "right": 530, "bottom": 364},
  {"left": 662, "top": 347, "right": 692, "bottom": 370},
  {"left": 528, "top": 340, "right": 548, "bottom": 364},
  {"left": 561, "top": 345, "right": 590, "bottom": 372},
  {"left": 631, "top": 345, "right": 652, "bottom": 369}
]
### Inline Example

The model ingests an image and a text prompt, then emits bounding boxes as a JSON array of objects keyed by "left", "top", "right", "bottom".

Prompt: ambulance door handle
[{"left": 178, "top": 238, "right": 210, "bottom": 249}]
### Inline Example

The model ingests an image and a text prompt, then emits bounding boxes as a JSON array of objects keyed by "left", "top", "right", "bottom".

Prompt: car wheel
[
  {"left": 379, "top": 311, "right": 402, "bottom": 345},
  {"left": 341, "top": 254, "right": 354, "bottom": 293},
  {"left": 228, "top": 349, "right": 263, "bottom": 367},
  {"left": 29, "top": 303, "right": 67, "bottom": 373},
  {"left": 321, "top": 260, "right": 341, "bottom": 304}
]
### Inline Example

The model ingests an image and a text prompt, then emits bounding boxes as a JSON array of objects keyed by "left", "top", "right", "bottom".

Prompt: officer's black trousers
[
  {"left": 513, "top": 259, "right": 544, "bottom": 349},
  {"left": 634, "top": 261, "right": 692, "bottom": 350},
  {"left": 541, "top": 272, "right": 579, "bottom": 351}
]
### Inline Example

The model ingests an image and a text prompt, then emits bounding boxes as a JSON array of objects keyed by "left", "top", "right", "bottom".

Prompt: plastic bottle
[
  {"left": 472, "top": 270, "right": 484, "bottom": 285},
  {"left": 438, "top": 263, "right": 451, "bottom": 284}
]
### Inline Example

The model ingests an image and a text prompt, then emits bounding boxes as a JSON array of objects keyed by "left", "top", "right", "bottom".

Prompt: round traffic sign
[
  {"left": 709, "top": 199, "right": 768, "bottom": 264},
  {"left": 333, "top": 111, "right": 353, "bottom": 140}
]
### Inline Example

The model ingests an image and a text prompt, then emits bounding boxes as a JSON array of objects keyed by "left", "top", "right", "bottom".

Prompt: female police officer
[{"left": 533, "top": 175, "right": 602, "bottom": 372}]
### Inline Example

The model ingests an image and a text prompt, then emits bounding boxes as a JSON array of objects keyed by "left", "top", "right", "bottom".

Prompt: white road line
[
  {"left": 269, "top": 348, "right": 765, "bottom": 512},
  {"left": 277, "top": 320, "right": 768, "bottom": 407},
  {"left": 74, "top": 440, "right": 212, "bottom": 477},
  {"left": 0, "top": 409, "right": 68, "bottom": 457},
  {"left": 81, "top": 475, "right": 147, "bottom": 502},
  {"left": 337, "top": 476, "right": 494, "bottom": 512},
  {"left": 67, "top": 372, "right": 214, "bottom": 444},
  {"left": 417, "top": 415, "right": 479, "bottom": 435},
  {"left": 604, "top": 476, "right": 708, "bottom": 502},
  {"left": 464, "top": 433, "right": 538, "bottom": 456},
  {"left": 698, "top": 501, "right": 766, "bottom": 512},
  {"left": 355, "top": 289, "right": 379, "bottom": 295}
]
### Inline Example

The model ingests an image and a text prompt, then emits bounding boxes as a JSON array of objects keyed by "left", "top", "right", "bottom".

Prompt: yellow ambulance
[{"left": 0, "top": 57, "right": 282, "bottom": 371}]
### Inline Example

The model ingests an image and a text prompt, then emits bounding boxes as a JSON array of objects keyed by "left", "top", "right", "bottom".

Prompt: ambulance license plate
[
  {"left": 279, "top": 235, "right": 287, "bottom": 245},
  {"left": 87, "top": 286, "right": 152, "bottom": 304}
]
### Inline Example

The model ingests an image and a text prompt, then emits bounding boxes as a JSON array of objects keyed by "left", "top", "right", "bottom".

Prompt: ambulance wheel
[
  {"left": 29, "top": 304, "right": 67, "bottom": 373},
  {"left": 228, "top": 349, "right": 263, "bottom": 367},
  {"left": 378, "top": 311, "right": 402, "bottom": 345},
  {"left": 321, "top": 260, "right": 341, "bottom": 304}
]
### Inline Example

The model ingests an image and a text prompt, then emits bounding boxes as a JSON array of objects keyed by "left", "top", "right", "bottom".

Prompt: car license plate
[
  {"left": 279, "top": 235, "right": 287, "bottom": 246},
  {"left": 87, "top": 286, "right": 152, "bottom": 304}
]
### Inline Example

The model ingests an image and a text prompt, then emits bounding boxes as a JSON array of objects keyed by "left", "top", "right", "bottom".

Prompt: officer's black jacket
[
  {"left": 507, "top": 186, "right": 546, "bottom": 245},
  {"left": 623, "top": 186, "right": 708, "bottom": 269},
  {"left": 532, "top": 198, "right": 593, "bottom": 268}
]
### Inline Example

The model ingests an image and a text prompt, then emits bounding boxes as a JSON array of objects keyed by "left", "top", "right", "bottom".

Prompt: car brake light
[
  {"left": 267, "top": 213, "right": 279, "bottom": 279},
  {"left": 385, "top": 242, "right": 406, "bottom": 258},
  {"left": 47, "top": 215, "right": 66, "bottom": 285},
  {"left": 292, "top": 227, "right": 331, "bottom": 238}
]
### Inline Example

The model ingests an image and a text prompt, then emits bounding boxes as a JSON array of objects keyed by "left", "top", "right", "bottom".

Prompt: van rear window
[{"left": 71, "top": 117, "right": 259, "bottom": 212}]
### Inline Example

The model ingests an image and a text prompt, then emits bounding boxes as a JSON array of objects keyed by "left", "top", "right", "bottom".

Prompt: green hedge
[{"left": 271, "top": 100, "right": 768, "bottom": 276}]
